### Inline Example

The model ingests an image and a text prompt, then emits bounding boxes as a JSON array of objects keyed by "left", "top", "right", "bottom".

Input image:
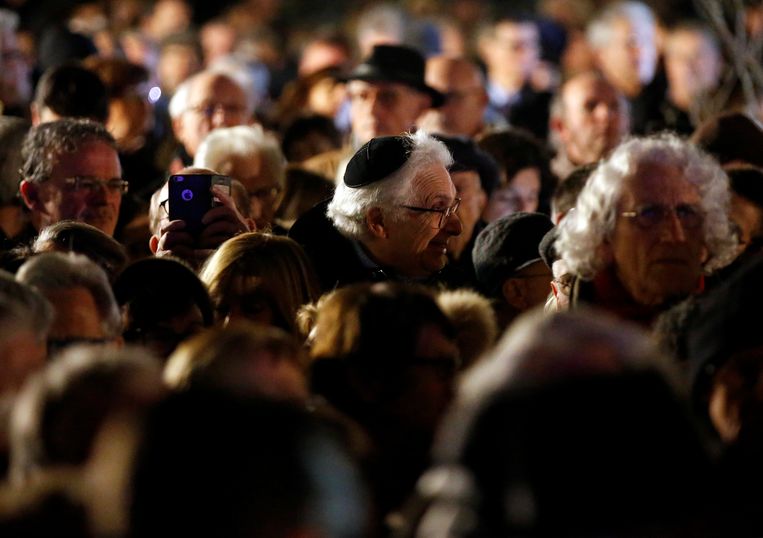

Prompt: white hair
[
  {"left": 327, "top": 130, "right": 453, "bottom": 241},
  {"left": 16, "top": 252, "right": 122, "bottom": 339},
  {"left": 587, "top": 1, "right": 656, "bottom": 50},
  {"left": 555, "top": 133, "right": 737, "bottom": 280},
  {"left": 194, "top": 124, "right": 285, "bottom": 187}
]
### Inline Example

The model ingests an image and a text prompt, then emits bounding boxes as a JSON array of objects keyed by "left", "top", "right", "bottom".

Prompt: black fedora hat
[{"left": 345, "top": 44, "right": 444, "bottom": 108}]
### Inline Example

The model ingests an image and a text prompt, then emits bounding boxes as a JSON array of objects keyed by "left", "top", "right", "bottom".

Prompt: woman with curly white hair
[{"left": 554, "top": 133, "right": 737, "bottom": 324}]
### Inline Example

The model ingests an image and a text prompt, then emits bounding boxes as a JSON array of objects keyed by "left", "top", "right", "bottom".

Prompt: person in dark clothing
[
  {"left": 289, "top": 132, "right": 462, "bottom": 292},
  {"left": 433, "top": 135, "right": 500, "bottom": 290}
]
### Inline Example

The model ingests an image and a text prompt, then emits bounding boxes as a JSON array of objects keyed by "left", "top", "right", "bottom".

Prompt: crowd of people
[{"left": 1, "top": 0, "right": 763, "bottom": 535}]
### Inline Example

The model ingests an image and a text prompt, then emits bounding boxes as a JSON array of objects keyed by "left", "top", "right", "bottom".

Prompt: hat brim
[{"left": 343, "top": 70, "right": 445, "bottom": 108}]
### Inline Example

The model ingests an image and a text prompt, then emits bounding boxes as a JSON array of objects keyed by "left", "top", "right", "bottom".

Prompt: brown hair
[{"left": 199, "top": 232, "right": 320, "bottom": 334}]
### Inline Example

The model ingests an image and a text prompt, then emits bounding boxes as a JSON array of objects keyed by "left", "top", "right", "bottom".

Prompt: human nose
[
  {"left": 593, "top": 102, "right": 613, "bottom": 122},
  {"left": 661, "top": 209, "right": 688, "bottom": 242},
  {"left": 211, "top": 104, "right": 227, "bottom": 127},
  {"left": 443, "top": 211, "right": 462, "bottom": 236}
]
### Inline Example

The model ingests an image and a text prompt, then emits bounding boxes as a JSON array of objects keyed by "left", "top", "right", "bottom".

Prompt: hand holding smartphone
[{"left": 168, "top": 174, "right": 232, "bottom": 235}]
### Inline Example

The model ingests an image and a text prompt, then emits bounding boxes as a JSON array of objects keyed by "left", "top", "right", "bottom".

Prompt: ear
[
  {"left": 597, "top": 239, "right": 614, "bottom": 266},
  {"left": 149, "top": 234, "right": 160, "bottom": 254},
  {"left": 476, "top": 188, "right": 488, "bottom": 214},
  {"left": 19, "top": 180, "right": 40, "bottom": 210},
  {"left": 550, "top": 114, "right": 566, "bottom": 138},
  {"left": 501, "top": 278, "right": 527, "bottom": 310},
  {"left": 30, "top": 103, "right": 41, "bottom": 126},
  {"left": 366, "top": 207, "right": 388, "bottom": 239}
]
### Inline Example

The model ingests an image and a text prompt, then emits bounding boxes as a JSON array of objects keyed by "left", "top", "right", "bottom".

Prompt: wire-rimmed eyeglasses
[
  {"left": 399, "top": 197, "right": 461, "bottom": 229},
  {"left": 620, "top": 203, "right": 703, "bottom": 230}
]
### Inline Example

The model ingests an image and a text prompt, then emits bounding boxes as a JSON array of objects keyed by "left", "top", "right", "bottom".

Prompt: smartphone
[{"left": 168, "top": 174, "right": 231, "bottom": 235}]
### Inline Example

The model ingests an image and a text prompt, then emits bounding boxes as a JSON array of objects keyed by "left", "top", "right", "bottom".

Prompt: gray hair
[
  {"left": 0, "top": 270, "right": 52, "bottom": 345},
  {"left": 20, "top": 119, "right": 116, "bottom": 185},
  {"left": 16, "top": 252, "right": 122, "bottom": 338},
  {"left": 194, "top": 124, "right": 286, "bottom": 187},
  {"left": 587, "top": 1, "right": 656, "bottom": 50},
  {"left": 327, "top": 131, "right": 453, "bottom": 241},
  {"left": 555, "top": 133, "right": 737, "bottom": 280}
]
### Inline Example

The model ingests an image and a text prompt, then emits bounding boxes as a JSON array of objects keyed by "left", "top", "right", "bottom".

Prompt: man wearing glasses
[
  {"left": 554, "top": 133, "right": 737, "bottom": 325},
  {"left": 290, "top": 131, "right": 462, "bottom": 291},
  {"left": 168, "top": 69, "right": 251, "bottom": 171},
  {"left": 19, "top": 118, "right": 126, "bottom": 238}
]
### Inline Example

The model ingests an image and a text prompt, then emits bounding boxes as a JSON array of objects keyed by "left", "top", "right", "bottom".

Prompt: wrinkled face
[
  {"left": 222, "top": 152, "right": 281, "bottom": 229},
  {"left": 597, "top": 17, "right": 658, "bottom": 90},
  {"left": 606, "top": 163, "right": 707, "bottom": 306},
  {"left": 560, "top": 76, "right": 629, "bottom": 165},
  {"left": 380, "top": 162, "right": 462, "bottom": 277},
  {"left": 482, "top": 21, "right": 539, "bottom": 82},
  {"left": 664, "top": 29, "right": 722, "bottom": 103},
  {"left": 421, "top": 59, "right": 486, "bottom": 137},
  {"left": 348, "top": 80, "right": 431, "bottom": 144},
  {"left": 33, "top": 140, "right": 123, "bottom": 236},
  {"left": 176, "top": 74, "right": 248, "bottom": 157}
]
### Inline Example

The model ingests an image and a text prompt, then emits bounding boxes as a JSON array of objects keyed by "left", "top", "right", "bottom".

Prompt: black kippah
[{"left": 343, "top": 136, "right": 412, "bottom": 188}]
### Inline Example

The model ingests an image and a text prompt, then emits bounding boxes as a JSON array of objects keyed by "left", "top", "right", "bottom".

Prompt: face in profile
[{"left": 380, "top": 162, "right": 462, "bottom": 277}]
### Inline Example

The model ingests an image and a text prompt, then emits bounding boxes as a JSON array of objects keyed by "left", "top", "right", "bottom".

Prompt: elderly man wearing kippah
[{"left": 289, "top": 131, "right": 462, "bottom": 292}]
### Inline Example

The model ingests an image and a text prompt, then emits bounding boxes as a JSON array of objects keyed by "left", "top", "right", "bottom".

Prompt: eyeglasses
[
  {"left": 620, "top": 203, "right": 703, "bottom": 230},
  {"left": 187, "top": 102, "right": 247, "bottom": 119},
  {"left": 249, "top": 186, "right": 281, "bottom": 202},
  {"left": 61, "top": 176, "right": 129, "bottom": 194},
  {"left": 400, "top": 197, "right": 461, "bottom": 229}
]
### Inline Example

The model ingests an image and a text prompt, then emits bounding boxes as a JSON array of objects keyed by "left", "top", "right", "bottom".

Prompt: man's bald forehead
[{"left": 426, "top": 56, "right": 482, "bottom": 83}]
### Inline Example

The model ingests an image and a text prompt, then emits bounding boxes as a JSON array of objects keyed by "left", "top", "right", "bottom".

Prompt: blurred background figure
[
  {"left": 0, "top": 117, "right": 30, "bottom": 250},
  {"left": 308, "top": 282, "right": 460, "bottom": 531},
  {"left": 114, "top": 257, "right": 214, "bottom": 360},
  {"left": 16, "top": 252, "right": 123, "bottom": 356},
  {"left": 477, "top": 13, "right": 553, "bottom": 140},
  {"left": 417, "top": 56, "right": 489, "bottom": 139},
  {"left": 586, "top": 1, "right": 663, "bottom": 134},
  {"left": 548, "top": 71, "right": 629, "bottom": 179},
  {"left": 30, "top": 63, "right": 108, "bottom": 126},
  {"left": 404, "top": 309, "right": 731, "bottom": 537},
  {"left": 478, "top": 128, "right": 558, "bottom": 219},
  {"left": 0, "top": 9, "right": 32, "bottom": 118},
  {"left": 128, "top": 390, "right": 367, "bottom": 538},
  {"left": 653, "top": 21, "right": 724, "bottom": 134},
  {"left": 165, "top": 321, "right": 308, "bottom": 401}
]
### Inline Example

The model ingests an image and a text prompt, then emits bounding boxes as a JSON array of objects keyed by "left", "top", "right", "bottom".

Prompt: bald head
[{"left": 418, "top": 56, "right": 487, "bottom": 137}]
